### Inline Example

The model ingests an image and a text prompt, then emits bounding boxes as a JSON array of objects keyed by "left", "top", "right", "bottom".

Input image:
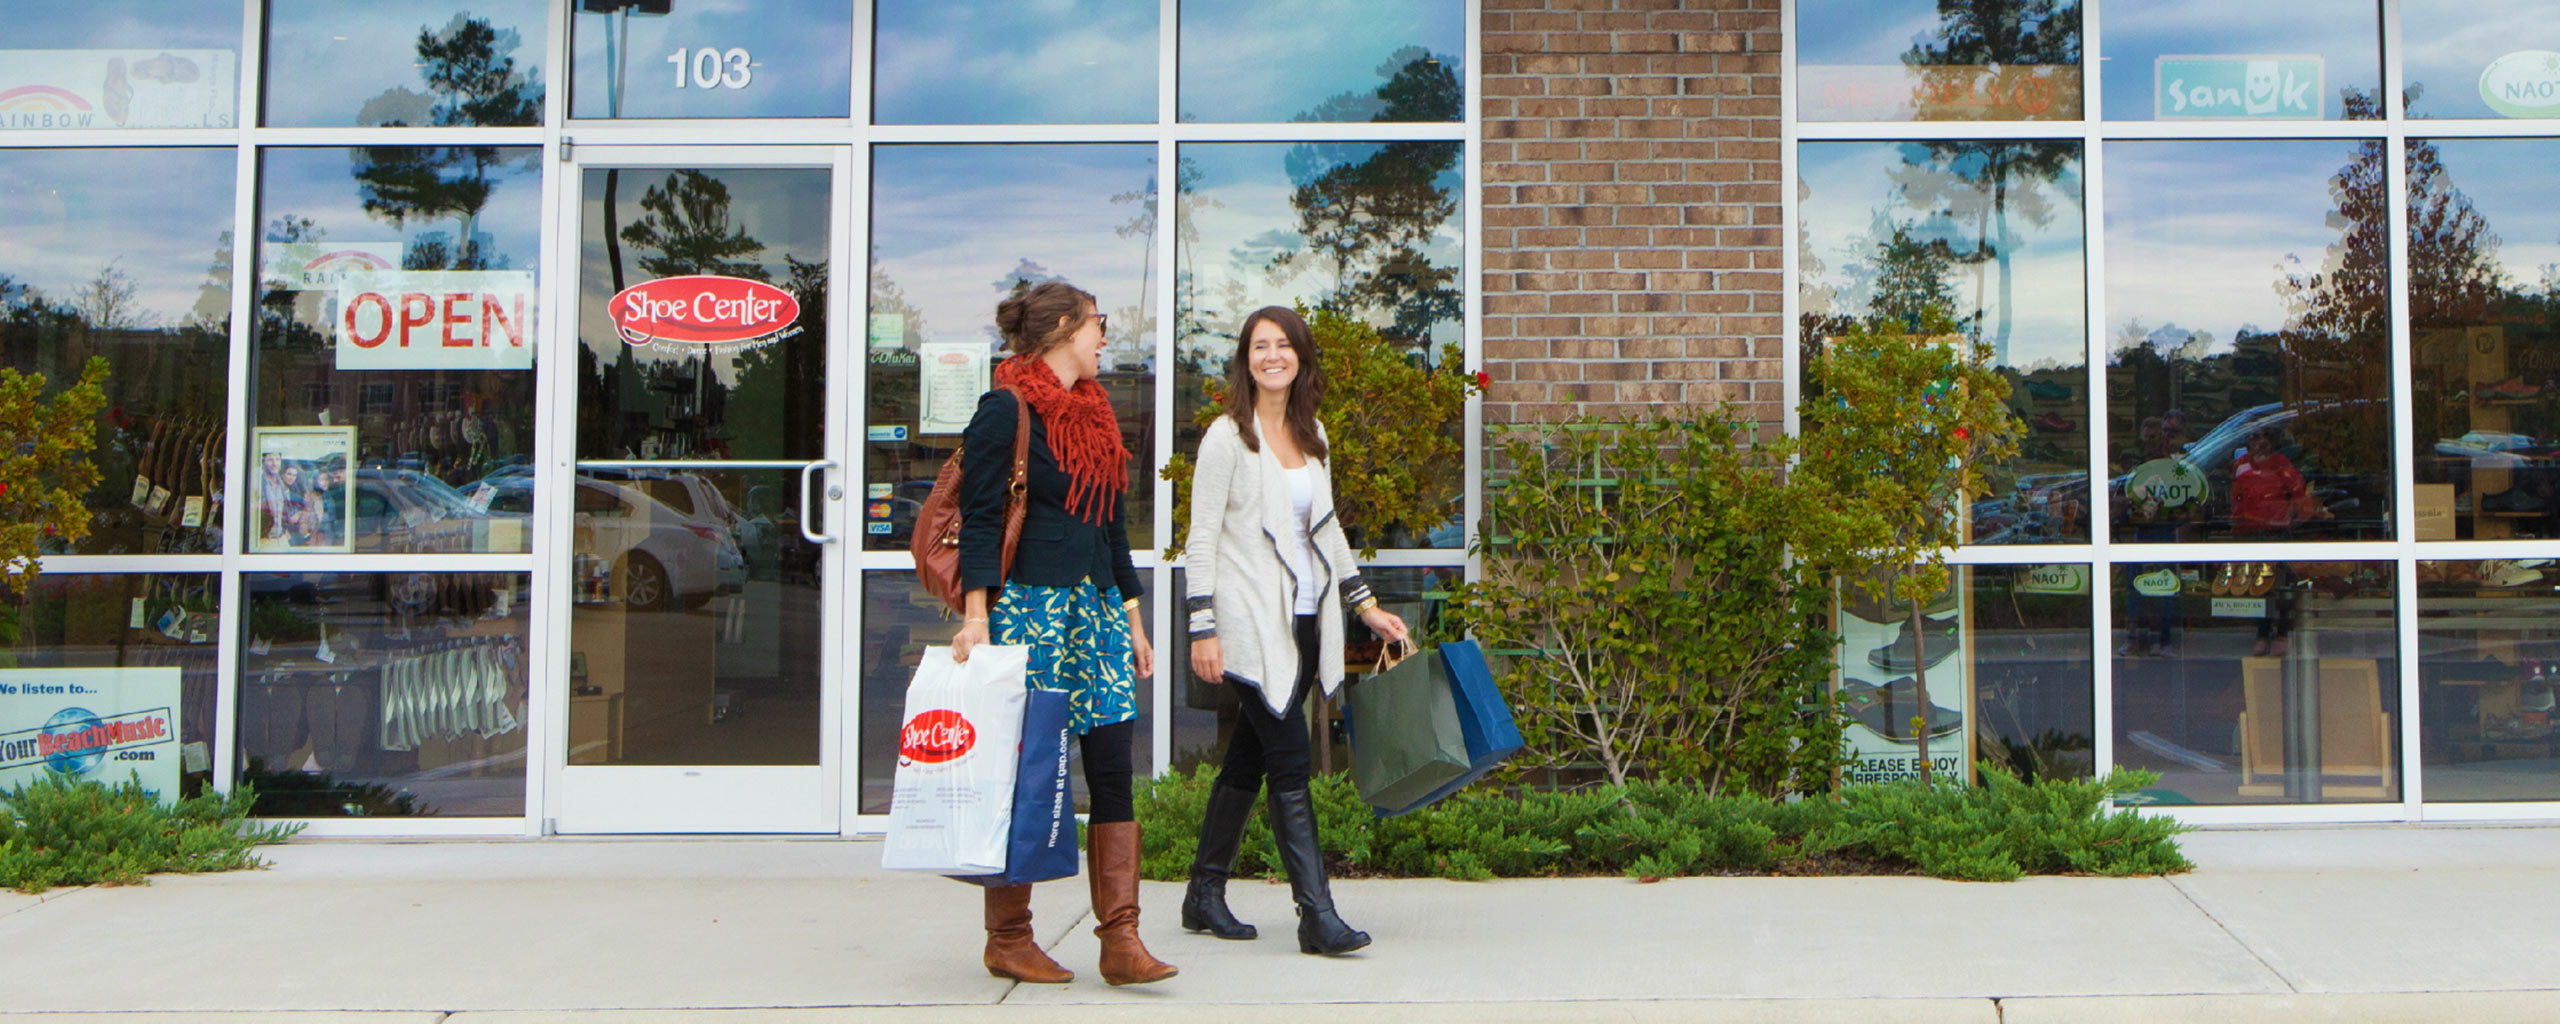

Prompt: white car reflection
[{"left": 572, "top": 478, "right": 740, "bottom": 611}]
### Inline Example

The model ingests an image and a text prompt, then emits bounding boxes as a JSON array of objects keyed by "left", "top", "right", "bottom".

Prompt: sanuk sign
[
  {"left": 608, "top": 275, "right": 801, "bottom": 352},
  {"left": 2481, "top": 51, "right": 2560, "bottom": 118}
]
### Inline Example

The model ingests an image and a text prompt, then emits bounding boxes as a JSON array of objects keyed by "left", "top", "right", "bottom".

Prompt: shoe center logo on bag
[{"left": 899, "top": 709, "right": 976, "bottom": 765}]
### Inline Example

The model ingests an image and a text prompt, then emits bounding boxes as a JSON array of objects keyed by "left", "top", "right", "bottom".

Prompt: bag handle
[
  {"left": 1372, "top": 636, "right": 1420, "bottom": 674},
  {"left": 996, "top": 388, "right": 1032, "bottom": 585}
]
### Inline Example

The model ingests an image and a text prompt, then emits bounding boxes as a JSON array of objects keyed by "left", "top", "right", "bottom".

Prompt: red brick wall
[{"left": 1479, "top": 0, "right": 1787, "bottom": 426}]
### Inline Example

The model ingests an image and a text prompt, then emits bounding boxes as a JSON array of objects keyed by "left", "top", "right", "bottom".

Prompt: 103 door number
[{"left": 667, "top": 48, "right": 753, "bottom": 89}]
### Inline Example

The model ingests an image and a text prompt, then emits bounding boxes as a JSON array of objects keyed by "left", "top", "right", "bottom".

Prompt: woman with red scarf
[{"left": 949, "top": 280, "right": 1172, "bottom": 987}]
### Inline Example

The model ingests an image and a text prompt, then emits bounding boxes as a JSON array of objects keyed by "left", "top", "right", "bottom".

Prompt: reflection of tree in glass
[
  {"left": 1292, "top": 45, "right": 1461, "bottom": 124},
  {"left": 1889, "top": 141, "right": 2075, "bottom": 365},
  {"left": 727, "top": 255, "right": 827, "bottom": 461},
  {"left": 1869, "top": 227, "right": 1968, "bottom": 330},
  {"left": 350, "top": 17, "right": 541, "bottom": 271},
  {"left": 2274, "top": 92, "right": 2395, "bottom": 478},
  {"left": 1903, "top": 1, "right": 2079, "bottom": 68},
  {"left": 619, "top": 171, "right": 770, "bottom": 282}
]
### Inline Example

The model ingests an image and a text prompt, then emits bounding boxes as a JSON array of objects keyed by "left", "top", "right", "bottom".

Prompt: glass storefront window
[
  {"left": 262, "top": 1, "right": 546, "bottom": 127},
  {"left": 1169, "top": 565, "right": 1457, "bottom": 776},
  {"left": 239, "top": 572, "right": 529, "bottom": 816},
  {"left": 576, "top": 166, "right": 829, "bottom": 464},
  {"left": 2098, "top": 3, "right": 2380, "bottom": 122},
  {"left": 565, "top": 468, "right": 819, "bottom": 767},
  {"left": 2403, "top": 0, "right": 2560, "bottom": 119},
  {"left": 1178, "top": 0, "right": 1462, "bottom": 123},
  {"left": 2408, "top": 138, "right": 2560, "bottom": 540},
  {"left": 860, "top": 571, "right": 1154, "bottom": 814},
  {"left": 2112, "top": 560, "right": 2398, "bottom": 805},
  {"left": 2103, "top": 140, "right": 2394, "bottom": 543},
  {"left": 866, "top": 144, "right": 1158, "bottom": 551},
  {"left": 873, "top": 0, "right": 1157, "bottom": 124},
  {"left": 1798, "top": 140, "right": 2088, "bottom": 544},
  {"left": 253, "top": 146, "right": 543, "bottom": 554},
  {"left": 2419, "top": 560, "right": 2560, "bottom": 801},
  {"left": 1175, "top": 141, "right": 1465, "bottom": 549},
  {"left": 3, "top": 2, "right": 241, "bottom": 130},
  {"left": 0, "top": 573, "right": 220, "bottom": 799},
  {"left": 1796, "top": 0, "right": 2082, "bottom": 122},
  {"left": 1836, "top": 566, "right": 2095, "bottom": 784},
  {"left": 1, "top": 148, "right": 234, "bottom": 556},
  {"left": 569, "top": 0, "right": 853, "bottom": 119}
]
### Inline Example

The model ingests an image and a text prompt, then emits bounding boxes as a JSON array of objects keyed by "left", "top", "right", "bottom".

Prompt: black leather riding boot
[
  {"left": 1182, "top": 782, "right": 1261, "bottom": 939},
  {"left": 1269, "top": 786, "right": 1370, "bottom": 956}
]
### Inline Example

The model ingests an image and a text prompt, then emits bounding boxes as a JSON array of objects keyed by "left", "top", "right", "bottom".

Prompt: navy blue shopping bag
[
  {"left": 1367, "top": 639, "right": 1526, "bottom": 817},
  {"left": 958, "top": 688, "right": 1079, "bottom": 887}
]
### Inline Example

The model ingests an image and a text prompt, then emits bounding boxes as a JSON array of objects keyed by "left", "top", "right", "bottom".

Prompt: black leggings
[
  {"left": 1214, "top": 615, "right": 1320, "bottom": 795},
  {"left": 1080, "top": 719, "right": 1138, "bottom": 823}
]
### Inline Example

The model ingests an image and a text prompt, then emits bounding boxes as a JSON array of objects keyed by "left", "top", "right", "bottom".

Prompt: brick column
[{"left": 1479, "top": 0, "right": 1786, "bottom": 427}]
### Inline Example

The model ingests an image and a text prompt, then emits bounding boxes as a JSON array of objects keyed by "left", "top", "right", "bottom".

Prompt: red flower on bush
[{"left": 1474, "top": 370, "right": 1492, "bottom": 390}]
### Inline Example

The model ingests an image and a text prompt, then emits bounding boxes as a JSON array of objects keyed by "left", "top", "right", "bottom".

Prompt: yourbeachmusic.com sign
[{"left": 0, "top": 668, "right": 182, "bottom": 803}]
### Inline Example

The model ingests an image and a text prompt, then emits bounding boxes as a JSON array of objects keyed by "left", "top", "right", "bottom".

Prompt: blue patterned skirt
[{"left": 990, "top": 580, "right": 1139, "bottom": 735}]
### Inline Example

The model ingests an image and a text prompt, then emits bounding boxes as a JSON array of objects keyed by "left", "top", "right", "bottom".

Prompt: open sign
[
  {"left": 609, "top": 274, "right": 800, "bottom": 347},
  {"left": 335, "top": 271, "right": 537, "bottom": 370}
]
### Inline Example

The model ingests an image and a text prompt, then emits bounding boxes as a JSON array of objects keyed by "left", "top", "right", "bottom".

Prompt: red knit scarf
[{"left": 994, "top": 354, "right": 1129, "bottom": 525}]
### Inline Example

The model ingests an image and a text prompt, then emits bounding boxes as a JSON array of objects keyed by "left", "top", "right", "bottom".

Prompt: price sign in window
[{"left": 569, "top": 0, "right": 849, "bottom": 119}]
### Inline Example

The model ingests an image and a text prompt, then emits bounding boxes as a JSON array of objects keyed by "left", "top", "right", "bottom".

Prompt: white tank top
[{"left": 1283, "top": 463, "right": 1322, "bottom": 614}]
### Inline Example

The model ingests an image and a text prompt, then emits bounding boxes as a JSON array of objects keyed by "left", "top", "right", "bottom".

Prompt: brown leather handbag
[{"left": 913, "top": 388, "right": 1030, "bottom": 614}]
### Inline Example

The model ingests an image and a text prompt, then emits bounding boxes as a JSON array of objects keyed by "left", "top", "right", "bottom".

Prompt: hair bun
[{"left": 994, "top": 294, "right": 1031, "bottom": 345}]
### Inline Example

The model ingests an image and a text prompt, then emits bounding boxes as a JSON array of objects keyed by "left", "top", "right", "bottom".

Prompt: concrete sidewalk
[{"left": 2, "top": 827, "right": 2558, "bottom": 1022}]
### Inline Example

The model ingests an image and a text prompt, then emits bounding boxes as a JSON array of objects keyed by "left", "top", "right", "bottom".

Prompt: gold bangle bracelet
[
  {"left": 1353, "top": 597, "right": 1380, "bottom": 615},
  {"left": 1122, "top": 598, "right": 1142, "bottom": 612}
]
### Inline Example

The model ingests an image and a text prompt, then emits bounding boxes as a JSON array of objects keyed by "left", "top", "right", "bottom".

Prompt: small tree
[
  {"left": 1161, "top": 307, "right": 1477, "bottom": 559},
  {"left": 0, "top": 358, "right": 111, "bottom": 584},
  {"left": 1445, "top": 414, "right": 1846, "bottom": 795},
  {"left": 1795, "top": 309, "right": 2021, "bottom": 786}
]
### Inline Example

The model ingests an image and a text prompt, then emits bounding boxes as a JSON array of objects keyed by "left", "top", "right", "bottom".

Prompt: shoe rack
[{"left": 2458, "top": 326, "right": 2535, "bottom": 539}]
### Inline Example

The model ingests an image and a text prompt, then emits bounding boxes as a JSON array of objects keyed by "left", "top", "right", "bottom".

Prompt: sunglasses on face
[{"left": 1091, "top": 313, "right": 1109, "bottom": 334}]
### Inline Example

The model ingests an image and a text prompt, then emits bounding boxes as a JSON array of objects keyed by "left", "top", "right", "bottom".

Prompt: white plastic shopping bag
[{"left": 881, "top": 644, "right": 1031, "bottom": 874}]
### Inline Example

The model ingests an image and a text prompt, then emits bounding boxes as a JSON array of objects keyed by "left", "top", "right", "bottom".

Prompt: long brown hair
[
  {"left": 1224, "top": 306, "right": 1327, "bottom": 461},
  {"left": 994, "top": 280, "right": 1097, "bottom": 356}
]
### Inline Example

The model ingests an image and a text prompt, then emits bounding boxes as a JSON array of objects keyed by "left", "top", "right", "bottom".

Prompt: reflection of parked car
[
  {"left": 572, "top": 478, "right": 736, "bottom": 610},
  {"left": 356, "top": 469, "right": 524, "bottom": 553},
  {"left": 2096, "top": 401, "right": 2389, "bottom": 540}
]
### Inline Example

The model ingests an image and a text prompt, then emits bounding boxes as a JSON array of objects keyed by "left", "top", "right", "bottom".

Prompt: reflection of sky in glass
[
  {"left": 875, "top": 0, "right": 1155, "bottom": 124},
  {"left": 0, "top": 148, "right": 235, "bottom": 322},
  {"left": 570, "top": 0, "right": 851, "bottom": 118},
  {"left": 2098, "top": 1, "right": 2379, "bottom": 120},
  {"left": 261, "top": 147, "right": 543, "bottom": 268},
  {"left": 2404, "top": 0, "right": 2560, "bottom": 118},
  {"left": 2425, "top": 138, "right": 2560, "bottom": 283},
  {"left": 1179, "top": 0, "right": 1461, "bottom": 122},
  {"left": 1798, "top": 141, "right": 2085, "bottom": 370},
  {"left": 2105, "top": 140, "right": 2364, "bottom": 356},
  {"left": 264, "top": 0, "right": 547, "bottom": 126},
  {"left": 578, "top": 166, "right": 831, "bottom": 391},
  {"left": 1178, "top": 142, "right": 1464, "bottom": 367},
  {"left": 1797, "top": 1, "right": 1970, "bottom": 65},
  {"left": 870, "top": 145, "right": 1157, "bottom": 359},
  {"left": 7, "top": 2, "right": 240, "bottom": 48}
]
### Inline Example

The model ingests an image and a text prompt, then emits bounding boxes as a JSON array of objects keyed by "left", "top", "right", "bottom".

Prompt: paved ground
[{"left": 2, "top": 826, "right": 2557, "bottom": 1021}]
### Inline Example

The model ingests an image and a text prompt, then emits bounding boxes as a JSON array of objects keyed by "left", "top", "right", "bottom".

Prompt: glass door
[{"left": 548, "top": 146, "right": 850, "bottom": 833}]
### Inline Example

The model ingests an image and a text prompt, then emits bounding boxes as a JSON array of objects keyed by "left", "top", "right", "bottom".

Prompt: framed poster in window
[{"left": 250, "top": 426, "right": 355, "bottom": 553}]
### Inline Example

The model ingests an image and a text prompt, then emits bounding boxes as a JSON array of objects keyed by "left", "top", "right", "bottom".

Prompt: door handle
[{"left": 800, "top": 459, "right": 838, "bottom": 544}]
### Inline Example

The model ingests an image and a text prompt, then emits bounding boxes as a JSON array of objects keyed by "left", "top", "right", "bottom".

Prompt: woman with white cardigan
[{"left": 1180, "top": 305, "right": 1411, "bottom": 956}]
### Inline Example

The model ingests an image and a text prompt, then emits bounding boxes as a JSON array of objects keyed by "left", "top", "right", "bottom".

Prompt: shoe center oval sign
[{"left": 609, "top": 275, "right": 801, "bottom": 350}]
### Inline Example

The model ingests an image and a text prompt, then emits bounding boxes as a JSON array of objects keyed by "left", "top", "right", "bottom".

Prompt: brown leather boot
[
  {"left": 1087, "top": 820, "right": 1178, "bottom": 985},
  {"left": 982, "top": 884, "right": 1073, "bottom": 984}
]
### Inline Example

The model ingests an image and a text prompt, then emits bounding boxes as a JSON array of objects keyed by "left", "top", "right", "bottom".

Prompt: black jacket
[{"left": 957, "top": 389, "right": 1143, "bottom": 600}]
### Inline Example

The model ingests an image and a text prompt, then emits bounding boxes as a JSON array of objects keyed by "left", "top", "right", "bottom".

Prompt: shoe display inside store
[
  {"left": 2484, "top": 560, "right": 2547, "bottom": 588},
  {"left": 1839, "top": 676, "right": 1966, "bottom": 741},
  {"left": 1866, "top": 613, "right": 1959, "bottom": 672}
]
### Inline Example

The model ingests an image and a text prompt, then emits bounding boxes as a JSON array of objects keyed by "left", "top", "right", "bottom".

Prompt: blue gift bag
[
  {"left": 1361, "top": 640, "right": 1525, "bottom": 817},
  {"left": 958, "top": 688, "right": 1079, "bottom": 887}
]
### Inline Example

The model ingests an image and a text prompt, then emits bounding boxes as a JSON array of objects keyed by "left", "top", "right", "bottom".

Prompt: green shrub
[
  {"left": 0, "top": 774, "right": 302, "bottom": 893},
  {"left": 1135, "top": 763, "right": 2189, "bottom": 884}
]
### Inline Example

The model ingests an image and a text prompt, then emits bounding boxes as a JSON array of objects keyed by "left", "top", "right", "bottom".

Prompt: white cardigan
[{"left": 1183, "top": 415, "right": 1374, "bottom": 718}]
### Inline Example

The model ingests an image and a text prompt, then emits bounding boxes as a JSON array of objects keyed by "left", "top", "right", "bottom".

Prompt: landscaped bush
[
  {"left": 1136, "top": 763, "right": 2190, "bottom": 884},
  {"left": 0, "top": 775, "right": 301, "bottom": 893}
]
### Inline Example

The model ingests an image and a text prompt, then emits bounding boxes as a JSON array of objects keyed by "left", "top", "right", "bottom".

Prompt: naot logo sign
[
  {"left": 2481, "top": 50, "right": 2560, "bottom": 119},
  {"left": 899, "top": 709, "right": 977, "bottom": 765},
  {"left": 608, "top": 275, "right": 800, "bottom": 348}
]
